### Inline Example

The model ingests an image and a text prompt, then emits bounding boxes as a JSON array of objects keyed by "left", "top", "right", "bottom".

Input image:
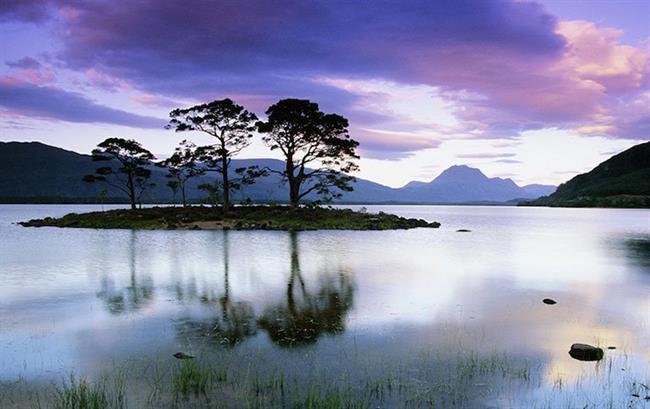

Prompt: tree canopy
[
  {"left": 167, "top": 98, "right": 260, "bottom": 211},
  {"left": 83, "top": 137, "right": 156, "bottom": 210},
  {"left": 257, "top": 98, "right": 359, "bottom": 208},
  {"left": 160, "top": 140, "right": 206, "bottom": 207}
]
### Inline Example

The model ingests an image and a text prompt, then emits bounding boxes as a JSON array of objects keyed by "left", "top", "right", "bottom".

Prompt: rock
[
  {"left": 542, "top": 298, "right": 557, "bottom": 305},
  {"left": 568, "top": 343, "right": 604, "bottom": 361},
  {"left": 607, "top": 346, "right": 616, "bottom": 350},
  {"left": 430, "top": 222, "right": 441, "bottom": 228},
  {"left": 173, "top": 352, "right": 195, "bottom": 360},
  {"left": 456, "top": 229, "right": 471, "bottom": 232}
]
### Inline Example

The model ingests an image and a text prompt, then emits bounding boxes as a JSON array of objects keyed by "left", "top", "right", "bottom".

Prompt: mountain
[
  {"left": 523, "top": 141, "right": 650, "bottom": 208},
  {"left": 520, "top": 184, "right": 557, "bottom": 198},
  {"left": 397, "top": 165, "right": 554, "bottom": 203},
  {"left": 0, "top": 141, "right": 110, "bottom": 200},
  {"left": 0, "top": 141, "right": 553, "bottom": 204},
  {"left": 0, "top": 142, "right": 398, "bottom": 203}
]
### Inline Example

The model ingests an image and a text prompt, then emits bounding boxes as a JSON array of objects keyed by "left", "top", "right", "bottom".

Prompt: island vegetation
[
  {"left": 20, "top": 97, "right": 441, "bottom": 230},
  {"left": 19, "top": 206, "right": 440, "bottom": 230}
]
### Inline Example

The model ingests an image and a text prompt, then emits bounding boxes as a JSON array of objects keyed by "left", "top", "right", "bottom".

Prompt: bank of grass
[
  {"left": 18, "top": 205, "right": 441, "bottom": 231},
  {"left": 36, "top": 374, "right": 125, "bottom": 409},
  {"left": 30, "top": 351, "right": 531, "bottom": 409},
  {"left": 3, "top": 349, "right": 643, "bottom": 409},
  {"left": 519, "top": 194, "right": 650, "bottom": 208},
  {"left": 172, "top": 361, "right": 215, "bottom": 402}
]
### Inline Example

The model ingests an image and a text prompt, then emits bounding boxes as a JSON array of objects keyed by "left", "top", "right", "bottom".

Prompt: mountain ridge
[
  {"left": 522, "top": 141, "right": 650, "bottom": 208},
  {"left": 0, "top": 141, "right": 555, "bottom": 204}
]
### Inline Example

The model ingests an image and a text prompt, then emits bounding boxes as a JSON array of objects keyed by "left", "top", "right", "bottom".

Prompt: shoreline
[{"left": 18, "top": 205, "right": 441, "bottom": 231}]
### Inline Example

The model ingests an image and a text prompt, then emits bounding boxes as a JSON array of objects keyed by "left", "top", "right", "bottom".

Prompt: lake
[{"left": 1, "top": 204, "right": 649, "bottom": 408}]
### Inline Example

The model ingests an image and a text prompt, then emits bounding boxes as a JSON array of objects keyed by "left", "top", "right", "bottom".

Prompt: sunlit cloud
[
  {"left": 0, "top": 0, "right": 647, "bottom": 186},
  {"left": 0, "top": 77, "right": 165, "bottom": 128},
  {"left": 357, "top": 128, "right": 645, "bottom": 187}
]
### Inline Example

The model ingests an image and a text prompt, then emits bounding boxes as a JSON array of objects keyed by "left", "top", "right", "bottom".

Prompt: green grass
[
  {"left": 20, "top": 351, "right": 533, "bottom": 409},
  {"left": 172, "top": 361, "right": 214, "bottom": 402},
  {"left": 5, "top": 349, "right": 642, "bottom": 409},
  {"left": 46, "top": 375, "right": 125, "bottom": 409},
  {"left": 18, "top": 206, "right": 441, "bottom": 231},
  {"left": 302, "top": 389, "right": 369, "bottom": 409}
]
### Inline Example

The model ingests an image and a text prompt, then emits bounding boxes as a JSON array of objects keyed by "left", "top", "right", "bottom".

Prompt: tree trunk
[
  {"left": 222, "top": 154, "right": 230, "bottom": 213},
  {"left": 287, "top": 156, "right": 299, "bottom": 209},
  {"left": 289, "top": 181, "right": 300, "bottom": 209},
  {"left": 127, "top": 173, "right": 136, "bottom": 210}
]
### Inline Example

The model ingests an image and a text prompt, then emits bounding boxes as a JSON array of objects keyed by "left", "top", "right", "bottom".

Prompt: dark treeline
[{"left": 84, "top": 98, "right": 360, "bottom": 210}]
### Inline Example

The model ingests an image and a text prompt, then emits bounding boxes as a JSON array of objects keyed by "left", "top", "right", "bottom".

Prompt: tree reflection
[
  {"left": 176, "top": 230, "right": 256, "bottom": 347},
  {"left": 96, "top": 231, "right": 154, "bottom": 314},
  {"left": 624, "top": 238, "right": 650, "bottom": 271},
  {"left": 258, "top": 231, "right": 354, "bottom": 347}
]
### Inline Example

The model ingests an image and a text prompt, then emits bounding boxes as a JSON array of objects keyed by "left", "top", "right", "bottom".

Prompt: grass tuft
[
  {"left": 172, "top": 361, "right": 213, "bottom": 401},
  {"left": 49, "top": 374, "right": 124, "bottom": 409}
]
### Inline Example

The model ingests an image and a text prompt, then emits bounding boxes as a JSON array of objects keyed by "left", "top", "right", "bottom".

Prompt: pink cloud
[
  {"left": 84, "top": 68, "right": 130, "bottom": 92},
  {"left": 129, "top": 93, "right": 179, "bottom": 108},
  {"left": 2, "top": 68, "right": 55, "bottom": 86},
  {"left": 353, "top": 127, "right": 442, "bottom": 159},
  {"left": 557, "top": 20, "right": 649, "bottom": 93},
  {"left": 2, "top": 0, "right": 647, "bottom": 151},
  {"left": 379, "top": 19, "right": 650, "bottom": 138}
]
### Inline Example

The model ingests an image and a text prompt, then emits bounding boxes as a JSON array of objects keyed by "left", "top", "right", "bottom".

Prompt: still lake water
[{"left": 0, "top": 204, "right": 649, "bottom": 408}]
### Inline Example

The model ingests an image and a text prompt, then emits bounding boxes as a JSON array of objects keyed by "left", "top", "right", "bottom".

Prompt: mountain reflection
[
  {"left": 96, "top": 231, "right": 154, "bottom": 314},
  {"left": 258, "top": 232, "right": 354, "bottom": 347},
  {"left": 176, "top": 230, "right": 257, "bottom": 347},
  {"left": 624, "top": 238, "right": 650, "bottom": 271}
]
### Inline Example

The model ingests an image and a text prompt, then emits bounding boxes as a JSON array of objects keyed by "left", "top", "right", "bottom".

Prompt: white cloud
[{"left": 357, "top": 128, "right": 645, "bottom": 187}]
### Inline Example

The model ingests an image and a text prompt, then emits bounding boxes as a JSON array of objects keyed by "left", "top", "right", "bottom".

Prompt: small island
[
  {"left": 19, "top": 206, "right": 441, "bottom": 231},
  {"left": 17, "top": 99, "right": 444, "bottom": 232}
]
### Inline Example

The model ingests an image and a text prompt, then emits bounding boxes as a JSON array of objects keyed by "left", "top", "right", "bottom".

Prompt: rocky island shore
[{"left": 19, "top": 206, "right": 441, "bottom": 231}]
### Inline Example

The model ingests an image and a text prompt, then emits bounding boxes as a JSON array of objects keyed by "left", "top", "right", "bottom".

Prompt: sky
[{"left": 0, "top": 0, "right": 648, "bottom": 188}]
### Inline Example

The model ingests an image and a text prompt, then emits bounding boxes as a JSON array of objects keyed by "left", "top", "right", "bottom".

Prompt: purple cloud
[
  {"left": 457, "top": 153, "right": 517, "bottom": 159},
  {"left": 0, "top": 79, "right": 164, "bottom": 128},
  {"left": 1, "top": 0, "right": 647, "bottom": 159},
  {"left": 0, "top": 0, "right": 52, "bottom": 22},
  {"left": 6, "top": 56, "right": 41, "bottom": 69},
  {"left": 618, "top": 116, "right": 650, "bottom": 139},
  {"left": 1, "top": 1, "right": 565, "bottom": 104}
]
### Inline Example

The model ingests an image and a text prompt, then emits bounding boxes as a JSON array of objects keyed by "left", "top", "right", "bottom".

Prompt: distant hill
[
  {"left": 397, "top": 165, "right": 555, "bottom": 203},
  {"left": 0, "top": 141, "right": 553, "bottom": 204},
  {"left": 522, "top": 141, "right": 650, "bottom": 208},
  {"left": 0, "top": 141, "right": 111, "bottom": 201},
  {"left": 0, "top": 142, "right": 397, "bottom": 204}
]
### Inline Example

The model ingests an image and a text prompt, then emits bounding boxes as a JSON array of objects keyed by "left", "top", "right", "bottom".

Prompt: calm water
[{"left": 0, "top": 204, "right": 649, "bottom": 407}]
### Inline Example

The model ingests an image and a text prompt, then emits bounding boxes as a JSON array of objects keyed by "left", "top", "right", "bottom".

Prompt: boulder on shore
[{"left": 568, "top": 343, "right": 604, "bottom": 361}]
